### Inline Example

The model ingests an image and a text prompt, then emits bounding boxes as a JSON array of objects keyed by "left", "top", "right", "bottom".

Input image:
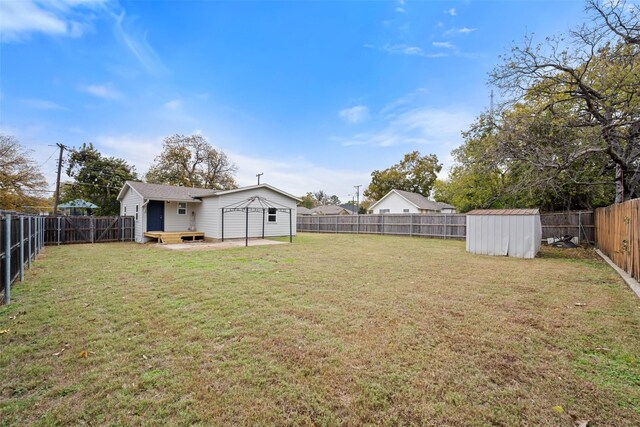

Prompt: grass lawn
[{"left": 1, "top": 233, "right": 639, "bottom": 426}]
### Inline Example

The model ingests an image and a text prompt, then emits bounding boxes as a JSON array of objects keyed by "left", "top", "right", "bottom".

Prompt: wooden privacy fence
[
  {"left": 298, "top": 214, "right": 467, "bottom": 239},
  {"left": 595, "top": 199, "right": 640, "bottom": 282},
  {"left": 1, "top": 213, "right": 45, "bottom": 305},
  {"left": 297, "top": 211, "right": 595, "bottom": 242},
  {"left": 44, "top": 216, "right": 135, "bottom": 245}
]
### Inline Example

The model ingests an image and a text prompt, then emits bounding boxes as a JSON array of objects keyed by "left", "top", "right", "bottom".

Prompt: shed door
[{"left": 147, "top": 200, "right": 164, "bottom": 231}]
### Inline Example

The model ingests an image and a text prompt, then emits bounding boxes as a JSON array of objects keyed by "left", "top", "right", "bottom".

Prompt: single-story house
[
  {"left": 311, "top": 205, "right": 354, "bottom": 215},
  {"left": 117, "top": 181, "right": 300, "bottom": 243},
  {"left": 369, "top": 189, "right": 456, "bottom": 214}
]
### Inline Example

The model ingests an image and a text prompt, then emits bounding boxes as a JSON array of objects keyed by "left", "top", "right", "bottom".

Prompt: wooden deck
[{"left": 144, "top": 231, "right": 205, "bottom": 244}]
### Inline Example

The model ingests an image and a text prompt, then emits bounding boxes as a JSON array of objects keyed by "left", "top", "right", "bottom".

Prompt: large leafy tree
[
  {"left": 491, "top": 0, "right": 640, "bottom": 203},
  {"left": 435, "top": 112, "right": 615, "bottom": 212},
  {"left": 364, "top": 151, "right": 441, "bottom": 201},
  {"left": 146, "top": 134, "right": 237, "bottom": 189},
  {"left": 0, "top": 135, "right": 48, "bottom": 211},
  {"left": 61, "top": 143, "right": 138, "bottom": 215}
]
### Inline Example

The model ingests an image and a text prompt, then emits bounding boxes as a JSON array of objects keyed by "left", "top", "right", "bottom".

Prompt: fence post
[
  {"left": 336, "top": 215, "right": 338, "bottom": 234},
  {"left": 4, "top": 214, "right": 11, "bottom": 304},
  {"left": 381, "top": 214, "right": 385, "bottom": 235},
  {"left": 57, "top": 217, "right": 61, "bottom": 245},
  {"left": 19, "top": 216, "right": 24, "bottom": 281},
  {"left": 444, "top": 214, "right": 448, "bottom": 240},
  {"left": 90, "top": 217, "right": 95, "bottom": 244},
  {"left": 27, "top": 217, "right": 32, "bottom": 269},
  {"left": 409, "top": 214, "right": 413, "bottom": 237}
]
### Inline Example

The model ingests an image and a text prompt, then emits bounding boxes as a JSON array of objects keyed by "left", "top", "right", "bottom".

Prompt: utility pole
[
  {"left": 53, "top": 143, "right": 66, "bottom": 217},
  {"left": 256, "top": 173, "right": 264, "bottom": 185},
  {"left": 354, "top": 184, "right": 362, "bottom": 214}
]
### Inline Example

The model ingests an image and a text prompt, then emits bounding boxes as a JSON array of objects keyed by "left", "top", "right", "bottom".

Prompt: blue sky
[{"left": 1, "top": 0, "right": 589, "bottom": 202}]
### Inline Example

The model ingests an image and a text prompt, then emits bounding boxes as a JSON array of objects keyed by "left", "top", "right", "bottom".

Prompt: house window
[
  {"left": 124, "top": 206, "right": 127, "bottom": 215},
  {"left": 379, "top": 209, "right": 390, "bottom": 214},
  {"left": 268, "top": 208, "right": 277, "bottom": 222},
  {"left": 177, "top": 202, "right": 187, "bottom": 215},
  {"left": 135, "top": 204, "right": 139, "bottom": 221},
  {"left": 403, "top": 209, "right": 410, "bottom": 213}
]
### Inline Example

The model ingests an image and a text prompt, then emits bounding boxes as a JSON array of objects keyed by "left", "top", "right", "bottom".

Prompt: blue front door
[{"left": 147, "top": 200, "right": 164, "bottom": 231}]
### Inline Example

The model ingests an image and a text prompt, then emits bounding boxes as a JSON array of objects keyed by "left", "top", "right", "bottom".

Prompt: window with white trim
[
  {"left": 135, "top": 204, "right": 139, "bottom": 220},
  {"left": 268, "top": 208, "right": 277, "bottom": 222},
  {"left": 177, "top": 202, "right": 187, "bottom": 215},
  {"left": 403, "top": 209, "right": 410, "bottom": 213},
  {"left": 379, "top": 209, "right": 390, "bottom": 214},
  {"left": 124, "top": 206, "right": 127, "bottom": 215}
]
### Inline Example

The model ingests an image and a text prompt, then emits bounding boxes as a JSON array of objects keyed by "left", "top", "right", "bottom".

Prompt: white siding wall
[
  {"left": 196, "top": 187, "right": 297, "bottom": 239},
  {"left": 466, "top": 214, "right": 542, "bottom": 259},
  {"left": 373, "top": 193, "right": 419, "bottom": 214},
  {"left": 120, "top": 188, "right": 144, "bottom": 243},
  {"left": 162, "top": 201, "right": 196, "bottom": 231}
]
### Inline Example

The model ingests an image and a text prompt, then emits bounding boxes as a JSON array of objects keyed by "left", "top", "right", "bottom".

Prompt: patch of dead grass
[{"left": 1, "top": 233, "right": 639, "bottom": 426}]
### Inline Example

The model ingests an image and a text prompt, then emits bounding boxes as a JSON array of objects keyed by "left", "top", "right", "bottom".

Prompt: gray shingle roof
[
  {"left": 296, "top": 206, "right": 313, "bottom": 215},
  {"left": 125, "top": 181, "right": 216, "bottom": 202},
  {"left": 393, "top": 189, "right": 443, "bottom": 211},
  {"left": 311, "top": 205, "right": 352, "bottom": 215}
]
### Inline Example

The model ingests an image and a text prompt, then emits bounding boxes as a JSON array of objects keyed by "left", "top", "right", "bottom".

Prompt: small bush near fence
[{"left": 297, "top": 211, "right": 594, "bottom": 242}]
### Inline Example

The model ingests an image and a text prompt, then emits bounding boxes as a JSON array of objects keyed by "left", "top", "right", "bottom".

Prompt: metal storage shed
[{"left": 466, "top": 209, "right": 542, "bottom": 259}]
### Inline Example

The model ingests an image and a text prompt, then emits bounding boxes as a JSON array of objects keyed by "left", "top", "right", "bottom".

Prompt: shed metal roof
[{"left": 466, "top": 209, "right": 540, "bottom": 215}]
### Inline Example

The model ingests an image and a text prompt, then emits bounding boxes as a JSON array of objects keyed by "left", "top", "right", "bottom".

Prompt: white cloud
[
  {"left": 0, "top": 0, "right": 105, "bottom": 42},
  {"left": 164, "top": 99, "right": 182, "bottom": 110},
  {"left": 113, "top": 11, "right": 167, "bottom": 75},
  {"left": 369, "top": 43, "right": 448, "bottom": 58},
  {"left": 79, "top": 83, "right": 122, "bottom": 100},
  {"left": 445, "top": 8, "right": 457, "bottom": 16},
  {"left": 21, "top": 98, "right": 66, "bottom": 110},
  {"left": 336, "top": 106, "right": 474, "bottom": 152},
  {"left": 339, "top": 105, "right": 370, "bottom": 124},
  {"left": 95, "top": 134, "right": 161, "bottom": 174},
  {"left": 432, "top": 41, "right": 455, "bottom": 49},
  {"left": 458, "top": 27, "right": 476, "bottom": 34}
]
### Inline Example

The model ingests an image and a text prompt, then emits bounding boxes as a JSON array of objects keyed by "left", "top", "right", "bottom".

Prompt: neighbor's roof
[
  {"left": 296, "top": 206, "right": 314, "bottom": 215},
  {"left": 311, "top": 205, "right": 352, "bottom": 215},
  {"left": 370, "top": 189, "right": 452, "bottom": 211},
  {"left": 58, "top": 199, "right": 98, "bottom": 209},
  {"left": 466, "top": 209, "right": 540, "bottom": 215},
  {"left": 118, "top": 181, "right": 214, "bottom": 202}
]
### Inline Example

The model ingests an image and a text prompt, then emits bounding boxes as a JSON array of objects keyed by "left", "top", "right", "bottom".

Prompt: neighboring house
[
  {"left": 296, "top": 206, "right": 314, "bottom": 215},
  {"left": 368, "top": 189, "right": 457, "bottom": 214},
  {"left": 311, "top": 205, "right": 353, "bottom": 215},
  {"left": 117, "top": 181, "right": 300, "bottom": 243},
  {"left": 339, "top": 203, "right": 358, "bottom": 214}
]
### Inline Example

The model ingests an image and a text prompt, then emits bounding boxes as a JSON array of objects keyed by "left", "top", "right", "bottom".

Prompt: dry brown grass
[{"left": 1, "top": 233, "right": 639, "bottom": 426}]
